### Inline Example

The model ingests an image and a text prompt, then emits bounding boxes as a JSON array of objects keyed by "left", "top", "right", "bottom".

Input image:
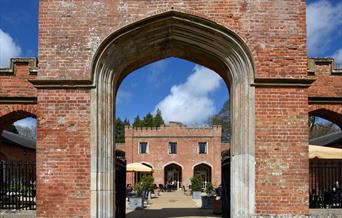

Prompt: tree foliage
[
  {"left": 309, "top": 116, "right": 340, "bottom": 139},
  {"left": 115, "top": 118, "right": 130, "bottom": 143},
  {"left": 208, "top": 99, "right": 231, "bottom": 143},
  {"left": 116, "top": 111, "right": 165, "bottom": 142},
  {"left": 153, "top": 109, "right": 164, "bottom": 127},
  {"left": 143, "top": 113, "right": 154, "bottom": 127},
  {"left": 133, "top": 115, "right": 143, "bottom": 128},
  {"left": 15, "top": 125, "right": 36, "bottom": 140}
]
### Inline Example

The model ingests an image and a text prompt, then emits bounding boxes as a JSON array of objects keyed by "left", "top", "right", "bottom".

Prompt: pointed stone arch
[{"left": 91, "top": 11, "right": 255, "bottom": 217}]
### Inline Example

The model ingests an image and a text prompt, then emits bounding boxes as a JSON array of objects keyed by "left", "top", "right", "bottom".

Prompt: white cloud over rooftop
[{"left": 0, "top": 28, "right": 21, "bottom": 68}]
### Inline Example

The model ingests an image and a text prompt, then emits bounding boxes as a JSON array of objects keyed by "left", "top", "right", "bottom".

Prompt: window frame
[
  {"left": 168, "top": 142, "right": 177, "bottom": 154},
  {"left": 198, "top": 142, "right": 208, "bottom": 154},
  {"left": 138, "top": 142, "right": 149, "bottom": 154}
]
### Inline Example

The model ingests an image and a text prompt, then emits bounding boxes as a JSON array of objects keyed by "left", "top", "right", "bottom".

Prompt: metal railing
[
  {"left": 0, "top": 160, "right": 36, "bottom": 210},
  {"left": 310, "top": 162, "right": 342, "bottom": 208}
]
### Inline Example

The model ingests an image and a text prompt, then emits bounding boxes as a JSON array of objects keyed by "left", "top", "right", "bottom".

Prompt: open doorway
[
  {"left": 91, "top": 11, "right": 255, "bottom": 218},
  {"left": 115, "top": 57, "right": 229, "bottom": 217}
]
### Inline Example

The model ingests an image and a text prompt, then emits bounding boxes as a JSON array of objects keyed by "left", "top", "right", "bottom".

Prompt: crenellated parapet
[
  {"left": 0, "top": 58, "right": 38, "bottom": 102},
  {"left": 125, "top": 121, "right": 222, "bottom": 138},
  {"left": 308, "top": 58, "right": 342, "bottom": 103},
  {"left": 308, "top": 57, "right": 342, "bottom": 75},
  {"left": 0, "top": 58, "right": 38, "bottom": 76}
]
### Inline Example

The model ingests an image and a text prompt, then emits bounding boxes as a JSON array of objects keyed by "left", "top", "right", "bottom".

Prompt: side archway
[
  {"left": 0, "top": 105, "right": 37, "bottom": 134},
  {"left": 91, "top": 11, "right": 255, "bottom": 217},
  {"left": 193, "top": 163, "right": 212, "bottom": 184},
  {"left": 309, "top": 108, "right": 342, "bottom": 129}
]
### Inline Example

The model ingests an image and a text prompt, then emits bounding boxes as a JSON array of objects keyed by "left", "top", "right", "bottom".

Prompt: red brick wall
[
  {"left": 0, "top": 59, "right": 37, "bottom": 133},
  {"left": 0, "top": 141, "right": 35, "bottom": 161},
  {"left": 117, "top": 123, "right": 222, "bottom": 187},
  {"left": 36, "top": 89, "right": 91, "bottom": 217},
  {"left": 308, "top": 59, "right": 342, "bottom": 97},
  {"left": 308, "top": 59, "right": 342, "bottom": 128},
  {"left": 0, "top": 60, "right": 37, "bottom": 97},
  {"left": 255, "top": 87, "right": 309, "bottom": 214},
  {"left": 38, "top": 0, "right": 307, "bottom": 80}
]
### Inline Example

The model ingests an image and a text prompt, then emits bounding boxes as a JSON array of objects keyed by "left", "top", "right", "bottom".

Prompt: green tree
[
  {"left": 208, "top": 99, "right": 231, "bottom": 143},
  {"left": 115, "top": 118, "right": 125, "bottom": 143},
  {"left": 133, "top": 115, "right": 143, "bottom": 127},
  {"left": 143, "top": 113, "right": 154, "bottom": 127},
  {"left": 123, "top": 118, "right": 130, "bottom": 126},
  {"left": 191, "top": 175, "right": 203, "bottom": 192},
  {"left": 153, "top": 109, "right": 164, "bottom": 127},
  {"left": 309, "top": 116, "right": 340, "bottom": 139}
]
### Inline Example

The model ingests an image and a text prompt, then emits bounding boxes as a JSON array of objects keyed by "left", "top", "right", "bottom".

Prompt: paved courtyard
[{"left": 126, "top": 190, "right": 220, "bottom": 218}]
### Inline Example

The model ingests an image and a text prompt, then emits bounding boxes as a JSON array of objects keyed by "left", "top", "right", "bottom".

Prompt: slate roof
[
  {"left": 309, "top": 131, "right": 342, "bottom": 147},
  {"left": 0, "top": 130, "right": 36, "bottom": 150}
]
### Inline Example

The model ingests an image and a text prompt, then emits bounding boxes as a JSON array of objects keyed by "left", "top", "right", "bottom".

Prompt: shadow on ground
[{"left": 126, "top": 208, "right": 221, "bottom": 218}]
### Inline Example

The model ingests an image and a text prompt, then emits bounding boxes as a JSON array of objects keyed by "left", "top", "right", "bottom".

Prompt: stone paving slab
[{"left": 126, "top": 190, "right": 220, "bottom": 218}]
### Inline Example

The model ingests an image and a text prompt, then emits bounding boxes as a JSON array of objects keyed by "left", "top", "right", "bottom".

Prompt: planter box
[
  {"left": 128, "top": 196, "right": 144, "bottom": 210},
  {"left": 213, "top": 198, "right": 222, "bottom": 214},
  {"left": 192, "top": 191, "right": 201, "bottom": 199},
  {"left": 201, "top": 196, "right": 215, "bottom": 209}
]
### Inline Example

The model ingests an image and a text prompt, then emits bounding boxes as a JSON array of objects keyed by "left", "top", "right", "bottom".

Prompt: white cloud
[
  {"left": 146, "top": 59, "right": 171, "bottom": 88},
  {"left": 116, "top": 90, "right": 132, "bottom": 104},
  {"left": 307, "top": 0, "right": 342, "bottom": 56},
  {"left": 154, "top": 65, "right": 221, "bottom": 125},
  {"left": 0, "top": 29, "right": 22, "bottom": 67},
  {"left": 333, "top": 48, "right": 342, "bottom": 65},
  {"left": 14, "top": 117, "right": 36, "bottom": 128}
]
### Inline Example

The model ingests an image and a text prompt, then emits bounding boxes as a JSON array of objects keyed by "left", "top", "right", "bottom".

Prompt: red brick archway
[
  {"left": 308, "top": 106, "right": 342, "bottom": 129},
  {"left": 0, "top": 105, "right": 37, "bottom": 133}
]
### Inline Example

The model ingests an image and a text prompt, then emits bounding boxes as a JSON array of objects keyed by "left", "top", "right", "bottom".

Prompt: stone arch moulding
[
  {"left": 192, "top": 161, "right": 213, "bottom": 170},
  {"left": 162, "top": 161, "right": 184, "bottom": 170},
  {"left": 91, "top": 11, "right": 255, "bottom": 218}
]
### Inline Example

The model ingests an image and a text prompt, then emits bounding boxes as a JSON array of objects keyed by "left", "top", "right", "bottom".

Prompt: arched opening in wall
[
  {"left": 194, "top": 163, "right": 212, "bottom": 186},
  {"left": 0, "top": 112, "right": 36, "bottom": 210},
  {"left": 91, "top": 11, "right": 255, "bottom": 218},
  {"left": 115, "top": 57, "right": 229, "bottom": 216},
  {"left": 308, "top": 111, "right": 342, "bottom": 209},
  {"left": 164, "top": 163, "right": 183, "bottom": 189}
]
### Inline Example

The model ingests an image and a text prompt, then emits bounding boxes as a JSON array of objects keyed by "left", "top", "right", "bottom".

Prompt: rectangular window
[
  {"left": 168, "top": 142, "right": 177, "bottom": 154},
  {"left": 199, "top": 142, "right": 208, "bottom": 154},
  {"left": 139, "top": 142, "right": 148, "bottom": 154}
]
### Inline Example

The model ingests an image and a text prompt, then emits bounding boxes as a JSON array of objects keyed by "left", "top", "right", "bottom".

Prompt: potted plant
[
  {"left": 191, "top": 175, "right": 203, "bottom": 199},
  {"left": 141, "top": 175, "right": 154, "bottom": 202},
  {"left": 201, "top": 182, "right": 215, "bottom": 209},
  {"left": 128, "top": 182, "right": 144, "bottom": 210}
]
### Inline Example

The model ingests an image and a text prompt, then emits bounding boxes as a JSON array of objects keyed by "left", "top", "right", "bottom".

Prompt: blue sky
[{"left": 1, "top": 0, "right": 342, "bottom": 126}]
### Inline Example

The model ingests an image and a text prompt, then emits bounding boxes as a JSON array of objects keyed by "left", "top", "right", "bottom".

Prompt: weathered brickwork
[
  {"left": 116, "top": 122, "right": 225, "bottom": 187},
  {"left": 38, "top": 0, "right": 307, "bottom": 80},
  {"left": 255, "top": 87, "right": 309, "bottom": 214},
  {"left": 308, "top": 58, "right": 342, "bottom": 97},
  {"left": 0, "top": 59, "right": 37, "bottom": 133},
  {"left": 308, "top": 58, "right": 342, "bottom": 128},
  {"left": 35, "top": 89, "right": 91, "bottom": 218}
]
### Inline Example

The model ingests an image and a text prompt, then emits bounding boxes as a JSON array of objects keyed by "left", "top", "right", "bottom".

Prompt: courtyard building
[{"left": 117, "top": 122, "right": 228, "bottom": 188}]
